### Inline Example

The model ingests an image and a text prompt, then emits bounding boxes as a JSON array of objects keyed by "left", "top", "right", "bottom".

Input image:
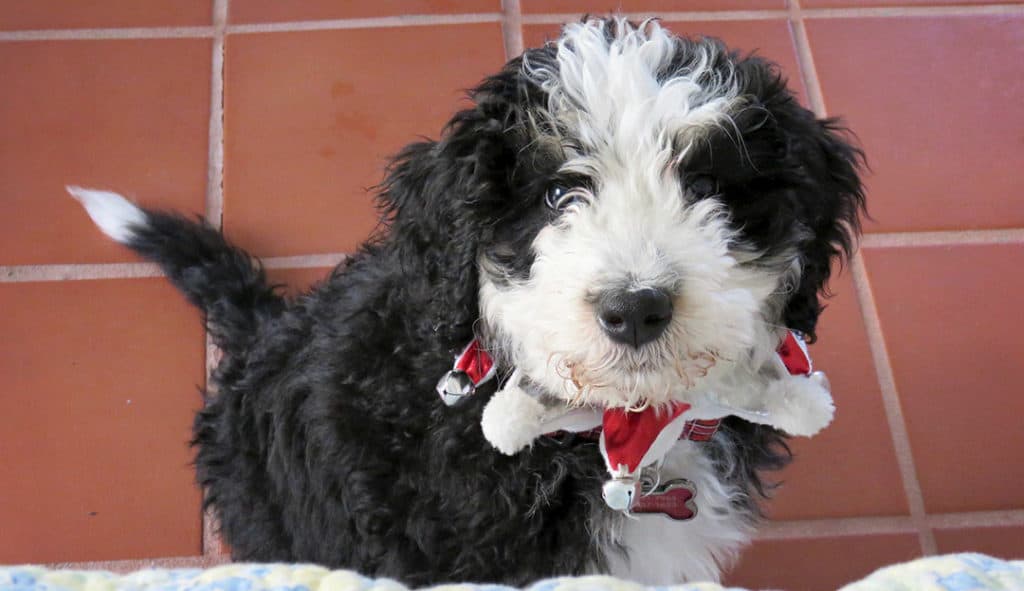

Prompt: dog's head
[{"left": 381, "top": 18, "right": 864, "bottom": 409}]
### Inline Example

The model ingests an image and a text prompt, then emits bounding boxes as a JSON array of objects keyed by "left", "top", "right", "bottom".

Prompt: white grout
[
  {"left": 756, "top": 509, "right": 1024, "bottom": 540},
  {"left": 803, "top": 3, "right": 1024, "bottom": 19},
  {"left": 39, "top": 508, "right": 1024, "bottom": 571},
  {"left": 0, "top": 263, "right": 162, "bottom": 282},
  {"left": 0, "top": 26, "right": 214, "bottom": 41},
  {"left": 928, "top": 510, "right": 1024, "bottom": 530},
  {"left": 262, "top": 253, "right": 348, "bottom": 269},
  {"left": 757, "top": 515, "right": 917, "bottom": 540},
  {"left": 205, "top": 0, "right": 227, "bottom": 227},
  {"left": 46, "top": 555, "right": 229, "bottom": 573},
  {"left": 787, "top": 1, "right": 829, "bottom": 113},
  {"left": 4, "top": 230, "right": 1014, "bottom": 284},
  {"left": 501, "top": 0, "right": 524, "bottom": 59},
  {"left": 0, "top": 254, "right": 349, "bottom": 284},
  {"left": 3, "top": 4, "right": 1021, "bottom": 42},
  {"left": 202, "top": 0, "right": 230, "bottom": 559},
  {"left": 225, "top": 13, "right": 502, "bottom": 35},
  {"left": 850, "top": 253, "right": 937, "bottom": 555},
  {"left": 787, "top": 0, "right": 936, "bottom": 556},
  {"left": 862, "top": 228, "right": 1024, "bottom": 248}
]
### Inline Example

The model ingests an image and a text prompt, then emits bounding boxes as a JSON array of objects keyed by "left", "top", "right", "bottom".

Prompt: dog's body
[{"left": 73, "top": 19, "right": 863, "bottom": 585}]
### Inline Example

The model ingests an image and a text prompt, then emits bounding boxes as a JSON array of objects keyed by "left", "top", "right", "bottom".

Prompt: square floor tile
[
  {"left": 0, "top": 39, "right": 211, "bottom": 265},
  {"left": 0, "top": 278, "right": 205, "bottom": 563},
  {"left": 934, "top": 525, "right": 1024, "bottom": 560},
  {"left": 725, "top": 534, "right": 921, "bottom": 591},
  {"left": 223, "top": 25, "right": 506, "bottom": 257},
  {"left": 807, "top": 16, "right": 1024, "bottom": 232},
  {"left": 0, "top": 0, "right": 211, "bottom": 30},
  {"left": 521, "top": 0, "right": 781, "bottom": 13},
  {"left": 231, "top": 0, "right": 498, "bottom": 23},
  {"left": 524, "top": 18, "right": 805, "bottom": 98},
  {"left": 864, "top": 245, "right": 1024, "bottom": 513},
  {"left": 763, "top": 272, "right": 908, "bottom": 520}
]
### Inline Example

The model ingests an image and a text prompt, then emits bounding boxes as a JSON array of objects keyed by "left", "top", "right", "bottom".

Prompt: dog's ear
[
  {"left": 781, "top": 117, "right": 866, "bottom": 342},
  {"left": 378, "top": 98, "right": 519, "bottom": 346}
]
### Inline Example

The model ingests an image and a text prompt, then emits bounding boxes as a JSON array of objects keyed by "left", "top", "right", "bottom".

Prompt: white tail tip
[{"left": 67, "top": 185, "right": 147, "bottom": 243}]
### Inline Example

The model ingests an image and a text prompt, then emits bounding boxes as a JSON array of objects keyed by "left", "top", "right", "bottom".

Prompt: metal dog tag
[
  {"left": 634, "top": 478, "right": 698, "bottom": 521},
  {"left": 436, "top": 369, "right": 475, "bottom": 406}
]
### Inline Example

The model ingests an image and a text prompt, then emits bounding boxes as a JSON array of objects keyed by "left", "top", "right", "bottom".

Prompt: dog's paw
[
  {"left": 481, "top": 384, "right": 546, "bottom": 455},
  {"left": 766, "top": 372, "right": 835, "bottom": 437}
]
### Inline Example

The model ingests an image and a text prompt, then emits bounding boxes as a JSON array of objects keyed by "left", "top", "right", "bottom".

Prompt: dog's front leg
[{"left": 480, "top": 370, "right": 586, "bottom": 455}]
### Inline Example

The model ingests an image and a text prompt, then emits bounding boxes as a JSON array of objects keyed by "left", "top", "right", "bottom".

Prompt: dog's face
[{"left": 385, "top": 19, "right": 863, "bottom": 409}]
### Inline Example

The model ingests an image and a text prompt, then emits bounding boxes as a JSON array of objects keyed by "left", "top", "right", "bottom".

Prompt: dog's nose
[{"left": 596, "top": 288, "right": 673, "bottom": 348}]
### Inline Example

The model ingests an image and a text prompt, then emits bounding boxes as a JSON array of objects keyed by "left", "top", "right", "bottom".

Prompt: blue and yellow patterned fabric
[{"left": 1, "top": 554, "right": 1022, "bottom": 591}]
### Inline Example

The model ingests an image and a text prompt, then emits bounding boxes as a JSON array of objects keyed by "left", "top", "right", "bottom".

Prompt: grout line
[
  {"left": 205, "top": 0, "right": 227, "bottom": 227},
  {"left": 225, "top": 13, "right": 502, "bottom": 35},
  {"left": 40, "top": 510, "right": 1024, "bottom": 571},
  {"left": 786, "top": 0, "right": 828, "bottom": 114},
  {"left": 756, "top": 509, "right": 1024, "bottom": 540},
  {"left": 787, "top": 0, "right": 936, "bottom": 556},
  {"left": 202, "top": 507, "right": 225, "bottom": 559},
  {"left": 802, "top": 4, "right": 1024, "bottom": 19},
  {"left": 0, "top": 26, "right": 213, "bottom": 41},
  {"left": 4, "top": 4, "right": 1021, "bottom": 43},
  {"left": 202, "top": 0, "right": 229, "bottom": 560},
  {"left": 928, "top": 510, "right": 1024, "bottom": 530},
  {"left": 501, "top": 0, "right": 524, "bottom": 59},
  {"left": 756, "top": 516, "right": 917, "bottom": 540},
  {"left": 862, "top": 228, "right": 1024, "bottom": 248},
  {"left": 0, "top": 263, "right": 162, "bottom": 283},
  {"left": 0, "top": 254, "right": 347, "bottom": 284},
  {"left": 45, "top": 555, "right": 229, "bottom": 574},
  {"left": 38, "top": 509, "right": 1024, "bottom": 571},
  {"left": 520, "top": 10, "right": 789, "bottom": 25},
  {"left": 262, "top": 253, "right": 348, "bottom": 269},
  {"left": 851, "top": 254, "right": 937, "bottom": 555}
]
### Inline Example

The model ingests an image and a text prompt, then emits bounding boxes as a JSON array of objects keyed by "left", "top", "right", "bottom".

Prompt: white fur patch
[
  {"left": 481, "top": 382, "right": 547, "bottom": 455},
  {"left": 481, "top": 19, "right": 785, "bottom": 410},
  {"left": 67, "top": 186, "right": 146, "bottom": 243},
  {"left": 598, "top": 442, "right": 752, "bottom": 584}
]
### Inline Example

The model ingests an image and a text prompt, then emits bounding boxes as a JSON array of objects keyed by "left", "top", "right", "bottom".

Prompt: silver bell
[
  {"left": 602, "top": 477, "right": 639, "bottom": 512},
  {"left": 810, "top": 370, "right": 831, "bottom": 394},
  {"left": 436, "top": 369, "right": 476, "bottom": 406}
]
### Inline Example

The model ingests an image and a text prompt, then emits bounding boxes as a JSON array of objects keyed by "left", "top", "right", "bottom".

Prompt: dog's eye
[
  {"left": 688, "top": 174, "right": 719, "bottom": 199},
  {"left": 545, "top": 185, "right": 590, "bottom": 211}
]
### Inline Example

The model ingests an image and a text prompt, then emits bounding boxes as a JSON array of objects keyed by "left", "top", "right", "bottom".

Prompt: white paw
[
  {"left": 481, "top": 384, "right": 546, "bottom": 455},
  {"left": 770, "top": 372, "right": 835, "bottom": 437}
]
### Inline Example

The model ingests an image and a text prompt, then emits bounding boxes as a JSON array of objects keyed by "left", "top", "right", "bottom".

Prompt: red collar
[{"left": 439, "top": 330, "right": 812, "bottom": 445}]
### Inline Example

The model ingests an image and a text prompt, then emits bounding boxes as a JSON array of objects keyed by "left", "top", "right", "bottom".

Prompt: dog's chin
[{"left": 533, "top": 345, "right": 724, "bottom": 409}]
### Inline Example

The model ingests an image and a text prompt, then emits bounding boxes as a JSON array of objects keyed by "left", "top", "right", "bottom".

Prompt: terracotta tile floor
[{"left": 2, "top": 1, "right": 1022, "bottom": 587}]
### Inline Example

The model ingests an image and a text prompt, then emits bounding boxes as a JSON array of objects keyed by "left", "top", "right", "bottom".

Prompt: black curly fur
[{"left": 113, "top": 25, "right": 863, "bottom": 586}]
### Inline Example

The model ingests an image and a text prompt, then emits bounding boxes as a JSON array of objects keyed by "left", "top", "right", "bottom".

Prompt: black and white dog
[{"left": 72, "top": 18, "right": 863, "bottom": 586}]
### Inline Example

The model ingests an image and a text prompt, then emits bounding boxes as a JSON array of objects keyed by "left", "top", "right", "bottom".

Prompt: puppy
[{"left": 72, "top": 18, "right": 863, "bottom": 586}]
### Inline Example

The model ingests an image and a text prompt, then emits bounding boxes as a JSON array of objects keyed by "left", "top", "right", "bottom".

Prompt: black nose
[{"left": 596, "top": 288, "right": 673, "bottom": 348}]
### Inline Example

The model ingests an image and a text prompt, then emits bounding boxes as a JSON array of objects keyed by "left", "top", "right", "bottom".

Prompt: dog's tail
[{"left": 68, "top": 186, "right": 283, "bottom": 353}]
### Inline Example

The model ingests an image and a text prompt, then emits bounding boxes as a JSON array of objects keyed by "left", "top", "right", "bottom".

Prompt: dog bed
[{"left": 2, "top": 554, "right": 1022, "bottom": 591}]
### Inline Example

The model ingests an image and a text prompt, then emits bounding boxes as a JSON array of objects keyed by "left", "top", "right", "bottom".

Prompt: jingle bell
[
  {"left": 436, "top": 369, "right": 476, "bottom": 406},
  {"left": 811, "top": 370, "right": 831, "bottom": 394},
  {"left": 602, "top": 477, "right": 639, "bottom": 512}
]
